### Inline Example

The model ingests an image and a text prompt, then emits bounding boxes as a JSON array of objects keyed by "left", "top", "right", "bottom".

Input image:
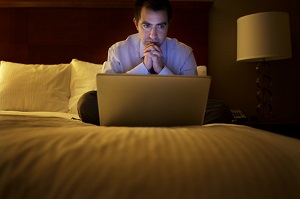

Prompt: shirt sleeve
[
  {"left": 158, "top": 67, "right": 174, "bottom": 75},
  {"left": 126, "top": 62, "right": 148, "bottom": 74},
  {"left": 158, "top": 50, "right": 197, "bottom": 76},
  {"left": 180, "top": 51, "right": 197, "bottom": 76},
  {"left": 102, "top": 47, "right": 120, "bottom": 74},
  {"left": 102, "top": 45, "right": 149, "bottom": 75}
]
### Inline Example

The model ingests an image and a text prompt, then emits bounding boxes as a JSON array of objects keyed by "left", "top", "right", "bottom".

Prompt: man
[{"left": 78, "top": 0, "right": 198, "bottom": 125}]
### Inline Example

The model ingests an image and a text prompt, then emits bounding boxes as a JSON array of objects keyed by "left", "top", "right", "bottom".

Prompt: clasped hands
[{"left": 143, "top": 43, "right": 164, "bottom": 74}]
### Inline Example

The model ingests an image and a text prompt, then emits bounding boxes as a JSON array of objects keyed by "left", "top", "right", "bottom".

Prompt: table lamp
[{"left": 237, "top": 12, "right": 292, "bottom": 119}]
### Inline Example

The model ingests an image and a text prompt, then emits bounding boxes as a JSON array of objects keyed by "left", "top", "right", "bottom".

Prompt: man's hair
[{"left": 134, "top": 0, "right": 172, "bottom": 23}]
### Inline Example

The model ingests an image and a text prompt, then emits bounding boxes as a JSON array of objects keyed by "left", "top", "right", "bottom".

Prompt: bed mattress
[{"left": 0, "top": 112, "right": 299, "bottom": 199}]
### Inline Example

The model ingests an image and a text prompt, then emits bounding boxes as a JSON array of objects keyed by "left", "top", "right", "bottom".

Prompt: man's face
[{"left": 133, "top": 7, "right": 169, "bottom": 47}]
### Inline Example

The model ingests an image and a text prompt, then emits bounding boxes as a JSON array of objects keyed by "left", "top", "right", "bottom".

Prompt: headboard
[{"left": 0, "top": 0, "right": 214, "bottom": 65}]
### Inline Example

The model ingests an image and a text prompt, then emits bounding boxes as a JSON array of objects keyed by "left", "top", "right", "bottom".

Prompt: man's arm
[
  {"left": 102, "top": 47, "right": 148, "bottom": 74},
  {"left": 143, "top": 42, "right": 197, "bottom": 76},
  {"left": 179, "top": 51, "right": 197, "bottom": 76},
  {"left": 102, "top": 61, "right": 149, "bottom": 74},
  {"left": 102, "top": 40, "right": 197, "bottom": 75}
]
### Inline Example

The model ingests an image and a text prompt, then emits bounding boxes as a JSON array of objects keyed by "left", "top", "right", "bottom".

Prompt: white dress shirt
[{"left": 102, "top": 34, "right": 197, "bottom": 75}]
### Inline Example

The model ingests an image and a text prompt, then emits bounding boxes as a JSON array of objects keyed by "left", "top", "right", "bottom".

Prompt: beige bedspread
[{"left": 0, "top": 113, "right": 299, "bottom": 199}]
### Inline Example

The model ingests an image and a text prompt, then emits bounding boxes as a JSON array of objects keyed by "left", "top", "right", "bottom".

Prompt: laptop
[{"left": 96, "top": 74, "right": 211, "bottom": 127}]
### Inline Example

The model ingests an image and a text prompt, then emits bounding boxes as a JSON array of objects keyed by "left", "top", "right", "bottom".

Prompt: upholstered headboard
[{"left": 0, "top": 0, "right": 213, "bottom": 65}]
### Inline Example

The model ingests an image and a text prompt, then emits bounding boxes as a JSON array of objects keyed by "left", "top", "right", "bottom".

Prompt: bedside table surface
[{"left": 240, "top": 118, "right": 300, "bottom": 139}]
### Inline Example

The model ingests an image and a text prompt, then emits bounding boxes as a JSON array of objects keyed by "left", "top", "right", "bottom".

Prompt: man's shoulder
[
  {"left": 166, "top": 37, "right": 193, "bottom": 52},
  {"left": 110, "top": 34, "right": 139, "bottom": 51}
]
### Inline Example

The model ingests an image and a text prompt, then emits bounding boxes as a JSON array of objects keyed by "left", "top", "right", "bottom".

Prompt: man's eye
[
  {"left": 142, "top": 24, "right": 150, "bottom": 29},
  {"left": 157, "top": 25, "right": 165, "bottom": 30}
]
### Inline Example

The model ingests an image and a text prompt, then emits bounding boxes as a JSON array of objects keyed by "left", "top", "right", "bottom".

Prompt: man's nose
[{"left": 149, "top": 27, "right": 157, "bottom": 39}]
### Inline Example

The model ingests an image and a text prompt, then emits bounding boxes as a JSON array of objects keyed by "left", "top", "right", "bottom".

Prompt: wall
[
  {"left": 208, "top": 0, "right": 300, "bottom": 121},
  {"left": 0, "top": 1, "right": 212, "bottom": 65}
]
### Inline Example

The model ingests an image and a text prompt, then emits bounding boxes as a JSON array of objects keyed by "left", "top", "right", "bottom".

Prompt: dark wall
[
  {"left": 0, "top": 1, "right": 213, "bottom": 65},
  {"left": 208, "top": 0, "right": 300, "bottom": 120}
]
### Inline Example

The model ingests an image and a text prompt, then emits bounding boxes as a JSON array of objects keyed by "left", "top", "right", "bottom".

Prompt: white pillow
[
  {"left": 68, "top": 59, "right": 103, "bottom": 114},
  {"left": 0, "top": 61, "right": 71, "bottom": 112}
]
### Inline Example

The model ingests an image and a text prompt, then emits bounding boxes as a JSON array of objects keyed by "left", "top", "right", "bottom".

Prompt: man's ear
[{"left": 133, "top": 18, "right": 139, "bottom": 30}]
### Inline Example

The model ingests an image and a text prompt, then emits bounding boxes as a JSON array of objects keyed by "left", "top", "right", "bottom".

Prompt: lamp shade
[{"left": 237, "top": 12, "right": 292, "bottom": 62}]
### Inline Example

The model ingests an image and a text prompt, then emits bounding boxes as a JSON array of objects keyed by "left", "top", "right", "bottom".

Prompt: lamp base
[{"left": 256, "top": 61, "right": 272, "bottom": 119}]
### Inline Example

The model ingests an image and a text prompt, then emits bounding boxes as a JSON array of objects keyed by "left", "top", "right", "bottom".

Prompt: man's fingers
[
  {"left": 144, "top": 44, "right": 163, "bottom": 56},
  {"left": 143, "top": 55, "right": 152, "bottom": 70}
]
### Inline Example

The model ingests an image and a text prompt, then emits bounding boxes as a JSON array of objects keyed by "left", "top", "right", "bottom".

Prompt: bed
[{"left": 1, "top": 1, "right": 300, "bottom": 199}]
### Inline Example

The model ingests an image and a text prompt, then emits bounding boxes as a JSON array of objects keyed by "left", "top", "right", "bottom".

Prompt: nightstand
[{"left": 241, "top": 119, "right": 300, "bottom": 139}]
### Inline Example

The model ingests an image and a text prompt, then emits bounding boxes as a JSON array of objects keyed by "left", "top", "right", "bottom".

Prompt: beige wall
[{"left": 208, "top": 0, "right": 300, "bottom": 120}]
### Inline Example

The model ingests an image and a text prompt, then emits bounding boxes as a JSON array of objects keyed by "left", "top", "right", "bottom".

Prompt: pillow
[
  {"left": 0, "top": 61, "right": 71, "bottom": 112},
  {"left": 68, "top": 59, "right": 103, "bottom": 114}
]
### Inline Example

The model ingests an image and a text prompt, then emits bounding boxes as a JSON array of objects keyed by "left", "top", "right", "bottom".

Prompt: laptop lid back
[{"left": 96, "top": 74, "right": 211, "bottom": 127}]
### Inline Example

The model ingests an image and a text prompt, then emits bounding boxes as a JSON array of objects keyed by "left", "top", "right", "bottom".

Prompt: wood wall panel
[
  {"left": 0, "top": 0, "right": 135, "bottom": 8},
  {"left": 0, "top": 0, "right": 213, "bottom": 8},
  {"left": 0, "top": 1, "right": 213, "bottom": 65}
]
